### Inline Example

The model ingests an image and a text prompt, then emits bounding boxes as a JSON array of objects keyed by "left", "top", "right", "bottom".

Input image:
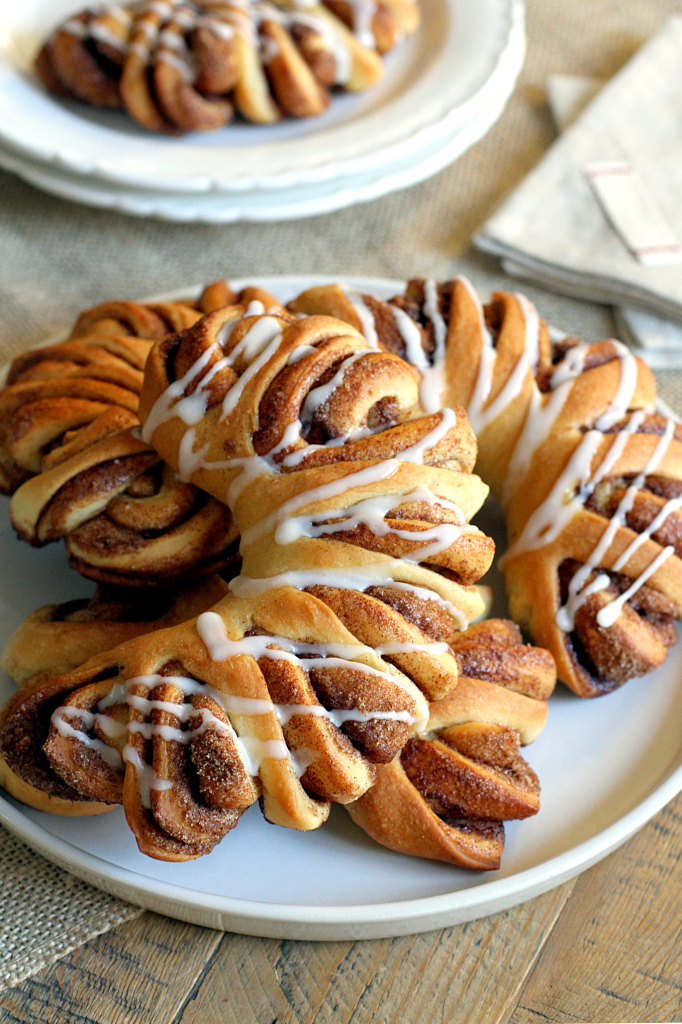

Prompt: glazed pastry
[
  {"left": 0, "top": 304, "right": 500, "bottom": 858},
  {"left": 347, "top": 619, "right": 554, "bottom": 869},
  {"left": 34, "top": 0, "right": 418, "bottom": 132},
  {"left": 1, "top": 576, "right": 229, "bottom": 687},
  {"left": 0, "top": 282, "right": 264, "bottom": 582},
  {"left": 9, "top": 427, "right": 240, "bottom": 587},
  {"left": 0, "top": 591, "right": 429, "bottom": 851},
  {"left": 302, "top": 278, "right": 682, "bottom": 698},
  {"left": 0, "top": 302, "right": 557, "bottom": 866},
  {"left": 139, "top": 302, "right": 495, "bottom": 703}
]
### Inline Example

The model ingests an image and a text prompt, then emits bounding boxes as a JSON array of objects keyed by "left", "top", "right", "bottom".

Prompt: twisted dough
[
  {"left": 0, "top": 294, "right": 200, "bottom": 494},
  {"left": 0, "top": 283, "right": 270, "bottom": 585},
  {"left": 293, "top": 279, "right": 682, "bottom": 698},
  {"left": 35, "top": 0, "right": 418, "bottom": 132},
  {"left": 139, "top": 302, "right": 495, "bottom": 703},
  {"left": 9, "top": 426, "right": 240, "bottom": 587},
  {"left": 1, "top": 576, "right": 229, "bottom": 688},
  {"left": 0, "top": 592, "right": 428, "bottom": 856},
  {"left": 347, "top": 619, "right": 553, "bottom": 869},
  {"left": 0, "top": 300, "right": 553, "bottom": 866}
]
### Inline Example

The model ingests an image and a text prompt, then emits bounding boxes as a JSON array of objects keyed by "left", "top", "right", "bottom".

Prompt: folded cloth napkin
[
  {"left": 475, "top": 15, "right": 682, "bottom": 327},
  {"left": 544, "top": 71, "right": 682, "bottom": 369}
]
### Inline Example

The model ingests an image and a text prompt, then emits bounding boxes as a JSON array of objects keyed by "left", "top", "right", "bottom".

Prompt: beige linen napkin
[
  {"left": 475, "top": 16, "right": 682, "bottom": 326},
  {"left": 544, "top": 71, "right": 682, "bottom": 369}
]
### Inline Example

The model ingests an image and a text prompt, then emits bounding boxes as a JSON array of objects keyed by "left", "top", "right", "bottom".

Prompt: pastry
[
  {"left": 0, "top": 294, "right": 200, "bottom": 493},
  {"left": 293, "top": 279, "right": 682, "bottom": 698},
  {"left": 0, "top": 300, "right": 556, "bottom": 867},
  {"left": 1, "top": 576, "right": 229, "bottom": 688},
  {"left": 0, "top": 303, "right": 523, "bottom": 860},
  {"left": 347, "top": 619, "right": 553, "bottom": 869},
  {"left": 0, "top": 284, "right": 272, "bottom": 584},
  {"left": 35, "top": 0, "right": 418, "bottom": 132},
  {"left": 9, "top": 426, "right": 240, "bottom": 587},
  {"left": 0, "top": 588, "right": 431, "bottom": 853},
  {"left": 0, "top": 608, "right": 552, "bottom": 862},
  {"left": 138, "top": 301, "right": 495, "bottom": 704}
]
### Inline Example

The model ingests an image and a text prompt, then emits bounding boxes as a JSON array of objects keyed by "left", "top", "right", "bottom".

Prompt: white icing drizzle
[
  {"left": 140, "top": 304, "right": 471, "bottom": 662},
  {"left": 273, "top": 485, "right": 473, "bottom": 564},
  {"left": 62, "top": 18, "right": 89, "bottom": 38},
  {"left": 254, "top": 0, "right": 351, "bottom": 83},
  {"left": 60, "top": 0, "right": 235, "bottom": 64},
  {"left": 398, "top": 406, "right": 455, "bottom": 462},
  {"left": 51, "top": 706, "right": 125, "bottom": 770},
  {"left": 157, "top": 46, "right": 196, "bottom": 80},
  {"left": 469, "top": 294, "right": 540, "bottom": 435},
  {"left": 414, "top": 279, "right": 448, "bottom": 415},
  {"left": 197, "top": 610, "right": 438, "bottom": 684},
  {"left": 55, "top": 649, "right": 429, "bottom": 808},
  {"left": 129, "top": 39, "right": 152, "bottom": 59},
  {"left": 288, "top": 343, "right": 317, "bottom": 365},
  {"left": 495, "top": 320, "right": 677, "bottom": 632},
  {"left": 240, "top": 459, "right": 399, "bottom": 546},
  {"left": 391, "top": 306, "right": 427, "bottom": 369},
  {"left": 339, "top": 286, "right": 379, "bottom": 347},
  {"left": 595, "top": 341, "right": 638, "bottom": 431},
  {"left": 244, "top": 406, "right": 457, "bottom": 546},
  {"left": 89, "top": 23, "right": 130, "bottom": 49},
  {"left": 344, "top": 0, "right": 377, "bottom": 49},
  {"left": 596, "top": 546, "right": 675, "bottom": 628},
  {"left": 550, "top": 343, "right": 588, "bottom": 389},
  {"left": 502, "top": 382, "right": 571, "bottom": 505},
  {"left": 122, "top": 746, "right": 173, "bottom": 808},
  {"left": 299, "top": 348, "right": 373, "bottom": 425},
  {"left": 229, "top": 563, "right": 470, "bottom": 630}
]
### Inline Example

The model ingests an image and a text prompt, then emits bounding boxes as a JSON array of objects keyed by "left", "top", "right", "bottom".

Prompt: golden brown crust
[
  {"left": 9, "top": 427, "right": 240, "bottom": 586},
  {"left": 346, "top": 619, "right": 551, "bottom": 868},
  {"left": 140, "top": 307, "right": 495, "bottom": 708},
  {"left": 307, "top": 277, "right": 682, "bottom": 698},
  {"left": 0, "top": 294, "right": 201, "bottom": 495},
  {"left": 1, "top": 576, "right": 229, "bottom": 687},
  {"left": 2, "top": 590, "right": 427, "bottom": 860}
]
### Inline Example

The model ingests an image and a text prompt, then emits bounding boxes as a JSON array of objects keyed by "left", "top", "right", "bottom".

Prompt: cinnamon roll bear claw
[
  {"left": 296, "top": 278, "right": 682, "bottom": 698},
  {"left": 0, "top": 296, "right": 556, "bottom": 868},
  {"left": 35, "top": 0, "right": 419, "bottom": 132},
  {"left": 347, "top": 619, "right": 553, "bottom": 869}
]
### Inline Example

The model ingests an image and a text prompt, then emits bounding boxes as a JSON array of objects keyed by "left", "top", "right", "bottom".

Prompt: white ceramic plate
[
  {"left": 1, "top": 275, "right": 682, "bottom": 940},
  {"left": 0, "top": 64, "right": 520, "bottom": 221},
  {"left": 0, "top": 0, "right": 523, "bottom": 191}
]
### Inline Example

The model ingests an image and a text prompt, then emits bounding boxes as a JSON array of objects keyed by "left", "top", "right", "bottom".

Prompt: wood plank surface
[
  {"left": 0, "top": 914, "right": 222, "bottom": 1024},
  {"left": 0, "top": 880, "right": 574, "bottom": 1024},
  {"left": 176, "top": 882, "right": 575, "bottom": 1024},
  {"left": 508, "top": 791, "right": 682, "bottom": 1024}
]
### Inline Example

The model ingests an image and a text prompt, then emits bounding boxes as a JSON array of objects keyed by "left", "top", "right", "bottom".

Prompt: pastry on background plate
[{"left": 35, "top": 0, "right": 420, "bottom": 133}]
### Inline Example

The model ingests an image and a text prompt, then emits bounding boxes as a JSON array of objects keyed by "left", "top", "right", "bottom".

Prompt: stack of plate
[{"left": 0, "top": 0, "right": 524, "bottom": 222}]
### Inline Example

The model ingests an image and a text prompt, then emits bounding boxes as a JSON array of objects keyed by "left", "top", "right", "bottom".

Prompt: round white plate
[
  {"left": 0, "top": 64, "right": 520, "bottom": 221},
  {"left": 1, "top": 275, "right": 681, "bottom": 940},
  {"left": 0, "top": 0, "right": 523, "bottom": 191}
]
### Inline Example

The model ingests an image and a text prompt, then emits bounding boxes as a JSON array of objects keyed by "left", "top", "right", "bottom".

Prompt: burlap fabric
[{"left": 0, "top": 0, "right": 679, "bottom": 990}]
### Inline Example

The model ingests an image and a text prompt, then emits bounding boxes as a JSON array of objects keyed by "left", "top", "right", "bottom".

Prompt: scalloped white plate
[
  {"left": 0, "top": 69, "right": 518, "bottom": 221},
  {"left": 1, "top": 275, "right": 682, "bottom": 939},
  {"left": 0, "top": 0, "right": 523, "bottom": 191}
]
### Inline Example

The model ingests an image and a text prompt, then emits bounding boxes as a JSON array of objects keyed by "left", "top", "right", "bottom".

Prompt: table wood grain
[{"left": 2, "top": 792, "right": 682, "bottom": 1023}]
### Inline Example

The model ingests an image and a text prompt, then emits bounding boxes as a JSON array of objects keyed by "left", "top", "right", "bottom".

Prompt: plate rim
[
  {"left": 0, "top": 0, "right": 524, "bottom": 192},
  {"left": 1, "top": 272, "right": 682, "bottom": 940}
]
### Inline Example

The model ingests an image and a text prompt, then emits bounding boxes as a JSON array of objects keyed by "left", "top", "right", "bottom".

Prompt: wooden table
[{"left": 2, "top": 786, "right": 681, "bottom": 1023}]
